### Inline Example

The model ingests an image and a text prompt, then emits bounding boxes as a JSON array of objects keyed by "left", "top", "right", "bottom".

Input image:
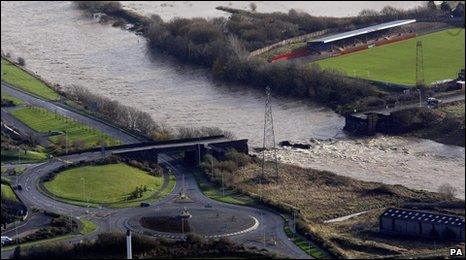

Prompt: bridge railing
[{"left": 64, "top": 135, "right": 226, "bottom": 155}]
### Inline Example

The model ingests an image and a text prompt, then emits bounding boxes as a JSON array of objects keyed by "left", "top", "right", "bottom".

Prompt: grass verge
[
  {"left": 1, "top": 149, "right": 48, "bottom": 164},
  {"left": 1, "top": 92, "right": 24, "bottom": 105},
  {"left": 1, "top": 183, "right": 19, "bottom": 202},
  {"left": 192, "top": 169, "right": 254, "bottom": 206},
  {"left": 1, "top": 58, "right": 60, "bottom": 101},
  {"left": 284, "top": 225, "right": 327, "bottom": 259},
  {"left": 79, "top": 219, "right": 97, "bottom": 235}
]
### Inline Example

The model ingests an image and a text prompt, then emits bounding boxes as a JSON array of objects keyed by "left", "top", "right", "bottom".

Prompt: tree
[
  {"left": 438, "top": 183, "right": 456, "bottom": 199},
  {"left": 427, "top": 1, "right": 437, "bottom": 10},
  {"left": 17, "top": 57, "right": 25, "bottom": 66},
  {"left": 249, "top": 3, "right": 257, "bottom": 12},
  {"left": 452, "top": 2, "right": 465, "bottom": 17},
  {"left": 12, "top": 246, "right": 21, "bottom": 259},
  {"left": 440, "top": 1, "right": 451, "bottom": 13}
]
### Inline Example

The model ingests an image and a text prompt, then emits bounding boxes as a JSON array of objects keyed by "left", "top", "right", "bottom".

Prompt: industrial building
[
  {"left": 379, "top": 208, "right": 465, "bottom": 242},
  {"left": 307, "top": 19, "right": 416, "bottom": 53}
]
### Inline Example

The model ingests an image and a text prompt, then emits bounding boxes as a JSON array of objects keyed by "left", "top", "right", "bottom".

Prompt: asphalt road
[
  {"left": 1, "top": 83, "right": 143, "bottom": 144},
  {"left": 1, "top": 151, "right": 309, "bottom": 259},
  {"left": 1, "top": 84, "right": 309, "bottom": 258},
  {"left": 354, "top": 92, "right": 465, "bottom": 117}
]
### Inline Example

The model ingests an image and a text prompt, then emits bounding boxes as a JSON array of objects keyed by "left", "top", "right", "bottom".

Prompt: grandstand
[{"left": 307, "top": 19, "right": 417, "bottom": 55}]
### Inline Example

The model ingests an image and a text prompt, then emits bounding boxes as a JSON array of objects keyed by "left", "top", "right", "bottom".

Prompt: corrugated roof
[
  {"left": 381, "top": 208, "right": 465, "bottom": 228},
  {"left": 310, "top": 19, "right": 416, "bottom": 44}
]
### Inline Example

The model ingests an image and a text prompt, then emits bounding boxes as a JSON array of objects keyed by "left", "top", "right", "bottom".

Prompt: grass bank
[
  {"left": 1, "top": 58, "right": 60, "bottom": 100},
  {"left": 43, "top": 163, "right": 163, "bottom": 206}
]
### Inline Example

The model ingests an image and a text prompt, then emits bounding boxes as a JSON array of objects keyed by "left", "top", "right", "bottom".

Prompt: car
[
  {"left": 426, "top": 97, "right": 441, "bottom": 108},
  {"left": 16, "top": 184, "right": 22, "bottom": 191},
  {"left": 1, "top": 236, "right": 13, "bottom": 246},
  {"left": 140, "top": 202, "right": 150, "bottom": 207},
  {"left": 204, "top": 203, "right": 212, "bottom": 208},
  {"left": 49, "top": 130, "right": 64, "bottom": 136}
]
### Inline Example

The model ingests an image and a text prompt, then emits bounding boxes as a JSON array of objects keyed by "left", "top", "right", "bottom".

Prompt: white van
[{"left": 1, "top": 236, "right": 13, "bottom": 245}]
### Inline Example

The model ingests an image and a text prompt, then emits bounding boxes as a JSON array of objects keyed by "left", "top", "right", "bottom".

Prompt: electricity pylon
[{"left": 261, "top": 86, "right": 279, "bottom": 180}]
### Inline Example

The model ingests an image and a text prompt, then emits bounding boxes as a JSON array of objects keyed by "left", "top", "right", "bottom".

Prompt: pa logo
[{"left": 450, "top": 248, "right": 464, "bottom": 256}]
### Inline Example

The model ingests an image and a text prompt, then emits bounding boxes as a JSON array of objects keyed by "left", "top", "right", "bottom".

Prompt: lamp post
[
  {"left": 81, "top": 177, "right": 86, "bottom": 208},
  {"left": 417, "top": 89, "right": 422, "bottom": 107}
]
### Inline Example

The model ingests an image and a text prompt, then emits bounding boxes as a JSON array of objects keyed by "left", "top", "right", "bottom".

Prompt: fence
[{"left": 248, "top": 28, "right": 336, "bottom": 59}]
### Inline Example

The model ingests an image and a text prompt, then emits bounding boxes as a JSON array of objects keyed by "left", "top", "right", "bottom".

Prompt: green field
[
  {"left": 10, "top": 106, "right": 120, "bottom": 149},
  {"left": 316, "top": 28, "right": 465, "bottom": 86},
  {"left": 44, "top": 163, "right": 164, "bottom": 205},
  {"left": 1, "top": 58, "right": 60, "bottom": 100},
  {"left": 1, "top": 183, "right": 19, "bottom": 202}
]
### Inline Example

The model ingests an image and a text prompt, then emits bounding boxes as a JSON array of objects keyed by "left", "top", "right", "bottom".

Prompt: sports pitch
[{"left": 316, "top": 28, "right": 465, "bottom": 86}]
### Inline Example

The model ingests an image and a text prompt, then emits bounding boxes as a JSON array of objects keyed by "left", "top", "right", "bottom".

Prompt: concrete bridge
[{"left": 74, "top": 135, "right": 249, "bottom": 165}]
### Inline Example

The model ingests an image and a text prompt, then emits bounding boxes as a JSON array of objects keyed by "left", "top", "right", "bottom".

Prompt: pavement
[{"left": 0, "top": 84, "right": 310, "bottom": 259}]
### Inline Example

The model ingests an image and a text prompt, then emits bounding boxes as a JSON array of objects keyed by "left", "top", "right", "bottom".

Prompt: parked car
[
  {"left": 49, "top": 130, "right": 64, "bottom": 136},
  {"left": 140, "top": 202, "right": 150, "bottom": 208},
  {"left": 426, "top": 97, "right": 441, "bottom": 108},
  {"left": 1, "top": 236, "right": 13, "bottom": 245}
]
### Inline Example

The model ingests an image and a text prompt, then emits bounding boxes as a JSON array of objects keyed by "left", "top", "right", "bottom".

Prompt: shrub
[{"left": 16, "top": 57, "right": 25, "bottom": 66}]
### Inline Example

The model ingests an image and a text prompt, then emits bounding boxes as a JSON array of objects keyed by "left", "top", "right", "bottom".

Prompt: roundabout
[
  {"left": 126, "top": 206, "right": 259, "bottom": 238},
  {"left": 2, "top": 152, "right": 310, "bottom": 259}
]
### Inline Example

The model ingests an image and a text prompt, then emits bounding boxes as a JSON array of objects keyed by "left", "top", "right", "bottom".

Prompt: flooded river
[{"left": 1, "top": 1, "right": 464, "bottom": 198}]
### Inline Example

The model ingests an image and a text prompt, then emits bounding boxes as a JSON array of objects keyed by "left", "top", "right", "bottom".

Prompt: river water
[{"left": 1, "top": 1, "right": 464, "bottom": 198}]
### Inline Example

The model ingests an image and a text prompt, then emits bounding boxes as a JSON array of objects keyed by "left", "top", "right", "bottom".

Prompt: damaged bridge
[{"left": 89, "top": 135, "right": 248, "bottom": 165}]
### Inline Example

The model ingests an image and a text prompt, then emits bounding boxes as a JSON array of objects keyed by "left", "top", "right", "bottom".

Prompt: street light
[
  {"left": 417, "top": 88, "right": 422, "bottom": 107},
  {"left": 81, "top": 177, "right": 86, "bottom": 209}
]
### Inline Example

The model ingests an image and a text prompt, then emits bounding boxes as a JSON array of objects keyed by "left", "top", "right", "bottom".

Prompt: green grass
[
  {"left": 1, "top": 149, "right": 48, "bottom": 164},
  {"left": 316, "top": 28, "right": 465, "bottom": 86},
  {"left": 192, "top": 169, "right": 255, "bottom": 206},
  {"left": 1, "top": 92, "right": 24, "bottom": 105},
  {"left": 79, "top": 219, "right": 97, "bottom": 235},
  {"left": 284, "top": 226, "right": 327, "bottom": 259},
  {"left": 1, "top": 234, "right": 75, "bottom": 252},
  {"left": 1, "top": 58, "right": 60, "bottom": 100},
  {"left": 1, "top": 183, "right": 19, "bottom": 202},
  {"left": 10, "top": 106, "right": 120, "bottom": 149},
  {"left": 440, "top": 102, "right": 465, "bottom": 118},
  {"left": 43, "top": 163, "right": 164, "bottom": 206}
]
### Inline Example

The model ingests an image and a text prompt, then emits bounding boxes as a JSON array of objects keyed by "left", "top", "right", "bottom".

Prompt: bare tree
[
  {"left": 249, "top": 2, "right": 257, "bottom": 12},
  {"left": 17, "top": 57, "right": 26, "bottom": 66},
  {"left": 438, "top": 183, "right": 456, "bottom": 199}
]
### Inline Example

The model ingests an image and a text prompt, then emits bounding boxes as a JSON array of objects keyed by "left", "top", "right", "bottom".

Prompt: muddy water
[
  {"left": 1, "top": 1, "right": 344, "bottom": 147},
  {"left": 1, "top": 1, "right": 464, "bottom": 198},
  {"left": 121, "top": 1, "right": 424, "bottom": 20}
]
